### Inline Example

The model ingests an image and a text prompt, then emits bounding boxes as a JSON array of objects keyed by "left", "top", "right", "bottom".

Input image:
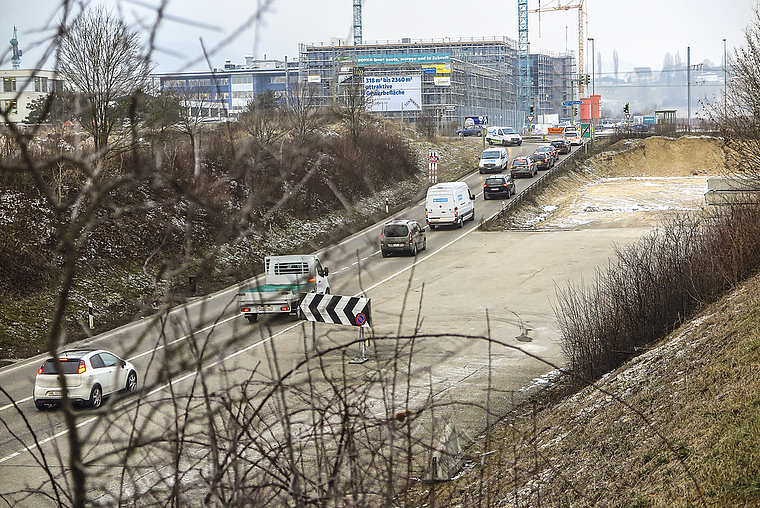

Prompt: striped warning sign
[{"left": 300, "top": 294, "right": 371, "bottom": 328}]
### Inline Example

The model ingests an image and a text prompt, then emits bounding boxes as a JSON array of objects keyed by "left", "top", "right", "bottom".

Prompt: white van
[
  {"left": 425, "top": 182, "right": 476, "bottom": 229},
  {"left": 479, "top": 147, "right": 509, "bottom": 174},
  {"left": 486, "top": 126, "right": 523, "bottom": 146}
]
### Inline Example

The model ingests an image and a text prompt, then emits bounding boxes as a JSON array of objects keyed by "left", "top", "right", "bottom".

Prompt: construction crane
[
  {"left": 10, "top": 26, "right": 22, "bottom": 70},
  {"left": 529, "top": 0, "right": 586, "bottom": 95}
]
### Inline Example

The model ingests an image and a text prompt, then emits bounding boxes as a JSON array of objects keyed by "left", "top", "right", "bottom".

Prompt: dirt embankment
[{"left": 502, "top": 136, "right": 727, "bottom": 230}]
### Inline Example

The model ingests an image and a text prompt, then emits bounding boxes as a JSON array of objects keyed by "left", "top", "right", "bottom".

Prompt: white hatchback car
[{"left": 33, "top": 349, "right": 138, "bottom": 409}]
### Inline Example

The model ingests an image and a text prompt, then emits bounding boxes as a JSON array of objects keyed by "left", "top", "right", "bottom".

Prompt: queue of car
[{"left": 386, "top": 132, "right": 576, "bottom": 264}]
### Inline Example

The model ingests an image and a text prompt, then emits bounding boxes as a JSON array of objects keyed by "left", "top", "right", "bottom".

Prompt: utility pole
[
  {"left": 687, "top": 46, "right": 691, "bottom": 133},
  {"left": 588, "top": 37, "right": 595, "bottom": 146}
]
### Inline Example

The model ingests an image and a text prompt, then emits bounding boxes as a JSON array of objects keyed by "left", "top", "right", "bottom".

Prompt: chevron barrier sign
[{"left": 300, "top": 294, "right": 372, "bottom": 328}]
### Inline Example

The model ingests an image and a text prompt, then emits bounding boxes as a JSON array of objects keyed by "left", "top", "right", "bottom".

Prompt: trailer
[{"left": 238, "top": 255, "right": 330, "bottom": 323}]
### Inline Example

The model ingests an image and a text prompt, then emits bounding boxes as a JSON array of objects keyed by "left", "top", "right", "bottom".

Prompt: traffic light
[
  {"left": 623, "top": 102, "right": 630, "bottom": 114},
  {"left": 529, "top": 105, "right": 534, "bottom": 115},
  {"left": 585, "top": 74, "right": 591, "bottom": 85}
]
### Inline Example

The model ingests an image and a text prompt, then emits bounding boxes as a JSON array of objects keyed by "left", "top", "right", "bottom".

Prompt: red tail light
[
  {"left": 78, "top": 360, "right": 86, "bottom": 374},
  {"left": 38, "top": 365, "right": 44, "bottom": 375},
  {"left": 409, "top": 232, "right": 413, "bottom": 243}
]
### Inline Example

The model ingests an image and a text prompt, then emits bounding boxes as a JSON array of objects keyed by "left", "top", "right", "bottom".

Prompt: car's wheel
[
  {"left": 411, "top": 243, "right": 418, "bottom": 257},
  {"left": 458, "top": 217, "right": 464, "bottom": 228},
  {"left": 423, "top": 238, "right": 427, "bottom": 251},
  {"left": 325, "top": 287, "right": 330, "bottom": 295},
  {"left": 483, "top": 194, "right": 488, "bottom": 200},
  {"left": 488, "top": 140, "right": 493, "bottom": 145},
  {"left": 246, "top": 314, "right": 258, "bottom": 323},
  {"left": 34, "top": 400, "right": 47, "bottom": 410},
  {"left": 125, "top": 371, "right": 138, "bottom": 392},
  {"left": 429, "top": 224, "right": 435, "bottom": 230},
  {"left": 382, "top": 250, "right": 390, "bottom": 258},
  {"left": 518, "top": 141, "right": 522, "bottom": 146},
  {"left": 470, "top": 209, "right": 476, "bottom": 221},
  {"left": 89, "top": 385, "right": 103, "bottom": 409},
  {"left": 477, "top": 131, "right": 482, "bottom": 137}
]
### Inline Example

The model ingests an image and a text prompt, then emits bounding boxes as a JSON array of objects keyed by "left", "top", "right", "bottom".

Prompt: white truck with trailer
[{"left": 238, "top": 255, "right": 330, "bottom": 322}]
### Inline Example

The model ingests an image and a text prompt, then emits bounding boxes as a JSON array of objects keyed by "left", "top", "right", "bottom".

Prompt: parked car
[
  {"left": 33, "top": 349, "right": 138, "bottom": 409},
  {"left": 550, "top": 138, "right": 571, "bottom": 154},
  {"left": 530, "top": 151, "right": 553, "bottom": 170},
  {"left": 479, "top": 147, "right": 509, "bottom": 174},
  {"left": 381, "top": 219, "right": 427, "bottom": 257},
  {"left": 483, "top": 174, "right": 516, "bottom": 200},
  {"left": 510, "top": 156, "right": 537, "bottom": 178},
  {"left": 535, "top": 145, "right": 558, "bottom": 164},
  {"left": 455, "top": 125, "right": 483, "bottom": 137}
]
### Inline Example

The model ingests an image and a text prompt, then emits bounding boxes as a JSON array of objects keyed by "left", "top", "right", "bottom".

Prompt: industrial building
[{"left": 152, "top": 56, "right": 300, "bottom": 119}]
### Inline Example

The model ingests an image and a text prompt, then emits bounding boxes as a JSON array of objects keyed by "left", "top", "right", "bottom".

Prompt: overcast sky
[{"left": 1, "top": 0, "right": 757, "bottom": 74}]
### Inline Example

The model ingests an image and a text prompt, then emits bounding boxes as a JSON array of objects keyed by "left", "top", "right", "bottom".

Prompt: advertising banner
[
  {"left": 357, "top": 53, "right": 450, "bottom": 66},
  {"left": 423, "top": 63, "right": 451, "bottom": 74},
  {"left": 307, "top": 75, "right": 321, "bottom": 83},
  {"left": 464, "top": 116, "right": 488, "bottom": 126},
  {"left": 365, "top": 75, "right": 422, "bottom": 112},
  {"left": 434, "top": 76, "right": 451, "bottom": 87}
]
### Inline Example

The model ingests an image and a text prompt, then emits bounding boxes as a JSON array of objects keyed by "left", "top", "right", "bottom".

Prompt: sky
[{"left": 1, "top": 0, "right": 757, "bottom": 74}]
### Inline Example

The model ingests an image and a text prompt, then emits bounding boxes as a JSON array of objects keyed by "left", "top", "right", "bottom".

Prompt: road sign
[
  {"left": 562, "top": 100, "right": 583, "bottom": 106},
  {"left": 526, "top": 115, "right": 535, "bottom": 123},
  {"left": 300, "top": 293, "right": 372, "bottom": 328}
]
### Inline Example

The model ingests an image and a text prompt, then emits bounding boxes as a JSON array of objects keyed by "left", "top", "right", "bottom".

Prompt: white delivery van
[
  {"left": 425, "top": 182, "right": 476, "bottom": 229},
  {"left": 479, "top": 147, "right": 509, "bottom": 174},
  {"left": 485, "top": 126, "right": 523, "bottom": 146}
]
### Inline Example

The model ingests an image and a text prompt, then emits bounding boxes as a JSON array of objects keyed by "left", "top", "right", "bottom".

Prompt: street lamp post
[
  {"left": 588, "top": 37, "right": 595, "bottom": 145},
  {"left": 723, "top": 38, "right": 728, "bottom": 120}
]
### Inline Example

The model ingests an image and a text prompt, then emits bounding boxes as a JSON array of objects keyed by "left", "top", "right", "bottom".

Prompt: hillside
[{"left": 416, "top": 136, "right": 760, "bottom": 507}]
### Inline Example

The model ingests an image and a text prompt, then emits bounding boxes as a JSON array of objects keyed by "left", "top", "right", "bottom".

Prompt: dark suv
[
  {"left": 381, "top": 219, "right": 427, "bottom": 257},
  {"left": 483, "top": 174, "right": 516, "bottom": 200}
]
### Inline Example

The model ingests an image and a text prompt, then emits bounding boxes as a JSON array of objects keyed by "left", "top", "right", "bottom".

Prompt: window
[
  {"left": 34, "top": 76, "right": 48, "bottom": 92},
  {"left": 90, "top": 355, "right": 106, "bottom": 369},
  {"left": 3, "top": 77, "right": 16, "bottom": 92},
  {"left": 41, "top": 358, "right": 82, "bottom": 374},
  {"left": 2, "top": 100, "right": 17, "bottom": 115},
  {"left": 231, "top": 75, "right": 253, "bottom": 84},
  {"left": 99, "top": 352, "right": 120, "bottom": 367}
]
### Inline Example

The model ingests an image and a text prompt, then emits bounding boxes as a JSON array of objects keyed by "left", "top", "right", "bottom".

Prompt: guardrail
[{"left": 487, "top": 141, "right": 592, "bottom": 223}]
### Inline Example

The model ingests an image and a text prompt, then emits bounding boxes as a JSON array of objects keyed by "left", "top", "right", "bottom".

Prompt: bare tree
[
  {"left": 284, "top": 81, "right": 323, "bottom": 139},
  {"left": 707, "top": 8, "right": 760, "bottom": 179},
  {"left": 332, "top": 78, "right": 369, "bottom": 145},
  {"left": 58, "top": 6, "right": 151, "bottom": 152}
]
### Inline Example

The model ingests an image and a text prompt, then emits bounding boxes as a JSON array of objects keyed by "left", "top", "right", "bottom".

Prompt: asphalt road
[{"left": 0, "top": 139, "right": 647, "bottom": 504}]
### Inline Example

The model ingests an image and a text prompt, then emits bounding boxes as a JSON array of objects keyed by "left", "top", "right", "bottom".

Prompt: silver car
[{"left": 34, "top": 349, "right": 138, "bottom": 409}]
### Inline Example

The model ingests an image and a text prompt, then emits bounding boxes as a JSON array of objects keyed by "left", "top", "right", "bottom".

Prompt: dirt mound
[
  {"left": 591, "top": 136, "right": 727, "bottom": 178},
  {"left": 503, "top": 136, "right": 726, "bottom": 230}
]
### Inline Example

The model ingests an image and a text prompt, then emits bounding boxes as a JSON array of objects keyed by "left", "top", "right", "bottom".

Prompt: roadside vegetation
[{"left": 1, "top": 2, "right": 760, "bottom": 508}]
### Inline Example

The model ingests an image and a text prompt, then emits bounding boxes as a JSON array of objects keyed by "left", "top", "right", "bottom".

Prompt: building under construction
[{"left": 299, "top": 36, "right": 574, "bottom": 131}]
